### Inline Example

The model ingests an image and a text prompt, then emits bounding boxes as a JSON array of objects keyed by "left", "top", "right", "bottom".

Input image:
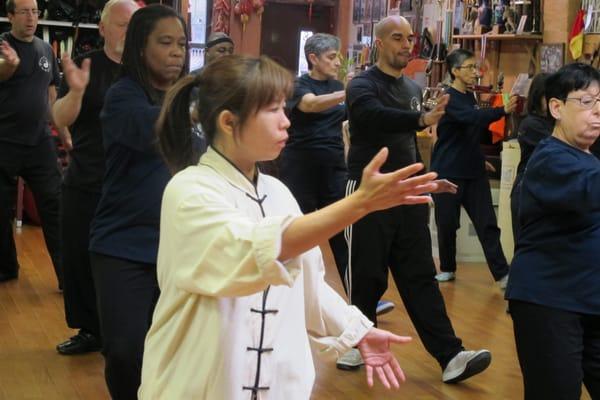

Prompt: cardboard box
[{"left": 430, "top": 182, "right": 500, "bottom": 263}]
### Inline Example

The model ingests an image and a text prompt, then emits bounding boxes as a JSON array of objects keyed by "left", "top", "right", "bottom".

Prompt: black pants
[
  {"left": 433, "top": 176, "right": 509, "bottom": 281},
  {"left": 61, "top": 185, "right": 101, "bottom": 337},
  {"left": 0, "top": 137, "right": 61, "bottom": 285},
  {"left": 279, "top": 150, "right": 348, "bottom": 287},
  {"left": 510, "top": 300, "right": 600, "bottom": 400},
  {"left": 91, "top": 252, "right": 160, "bottom": 400},
  {"left": 346, "top": 178, "right": 463, "bottom": 369}
]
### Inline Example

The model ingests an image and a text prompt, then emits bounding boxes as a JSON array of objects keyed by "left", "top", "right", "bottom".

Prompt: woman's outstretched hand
[
  {"left": 431, "top": 179, "right": 458, "bottom": 194},
  {"left": 357, "top": 327, "right": 412, "bottom": 389},
  {"left": 355, "top": 147, "right": 438, "bottom": 213}
]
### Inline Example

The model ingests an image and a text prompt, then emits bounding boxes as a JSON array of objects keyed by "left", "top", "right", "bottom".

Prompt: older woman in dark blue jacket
[{"left": 506, "top": 63, "right": 600, "bottom": 400}]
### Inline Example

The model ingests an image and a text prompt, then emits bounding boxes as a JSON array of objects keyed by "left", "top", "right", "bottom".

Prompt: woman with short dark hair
[
  {"left": 506, "top": 63, "right": 600, "bottom": 400},
  {"left": 430, "top": 48, "right": 517, "bottom": 287}
]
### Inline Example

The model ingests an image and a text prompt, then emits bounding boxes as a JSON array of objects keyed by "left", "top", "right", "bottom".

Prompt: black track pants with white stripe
[{"left": 344, "top": 179, "right": 464, "bottom": 369}]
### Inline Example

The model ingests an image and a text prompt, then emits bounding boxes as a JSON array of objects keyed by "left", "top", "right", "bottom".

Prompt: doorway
[{"left": 260, "top": 2, "right": 335, "bottom": 73}]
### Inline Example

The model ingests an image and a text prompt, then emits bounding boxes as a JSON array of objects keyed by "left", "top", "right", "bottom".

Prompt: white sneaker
[
  {"left": 376, "top": 300, "right": 395, "bottom": 316},
  {"left": 442, "top": 350, "right": 492, "bottom": 383},
  {"left": 497, "top": 274, "right": 509, "bottom": 291},
  {"left": 435, "top": 272, "right": 456, "bottom": 282},
  {"left": 336, "top": 348, "right": 364, "bottom": 370}
]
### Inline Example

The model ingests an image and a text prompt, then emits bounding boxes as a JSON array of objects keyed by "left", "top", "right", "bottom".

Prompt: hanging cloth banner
[
  {"left": 569, "top": 8, "right": 586, "bottom": 59},
  {"left": 489, "top": 94, "right": 506, "bottom": 144}
]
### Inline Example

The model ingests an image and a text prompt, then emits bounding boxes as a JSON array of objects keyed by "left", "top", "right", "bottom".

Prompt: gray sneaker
[
  {"left": 376, "top": 300, "right": 395, "bottom": 316},
  {"left": 497, "top": 274, "right": 509, "bottom": 291},
  {"left": 336, "top": 348, "right": 364, "bottom": 370},
  {"left": 435, "top": 272, "right": 456, "bottom": 282},
  {"left": 442, "top": 350, "right": 492, "bottom": 383}
]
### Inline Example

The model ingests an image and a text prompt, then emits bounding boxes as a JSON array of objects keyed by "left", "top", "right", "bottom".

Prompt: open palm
[
  {"left": 357, "top": 327, "right": 412, "bottom": 389},
  {"left": 61, "top": 53, "right": 90, "bottom": 93},
  {"left": 0, "top": 40, "right": 19, "bottom": 66}
]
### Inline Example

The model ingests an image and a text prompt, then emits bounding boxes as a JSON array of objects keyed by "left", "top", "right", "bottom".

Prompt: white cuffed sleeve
[{"left": 301, "top": 249, "right": 373, "bottom": 360}]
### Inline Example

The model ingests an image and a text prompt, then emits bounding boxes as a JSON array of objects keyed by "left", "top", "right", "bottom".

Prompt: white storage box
[{"left": 430, "top": 182, "right": 500, "bottom": 263}]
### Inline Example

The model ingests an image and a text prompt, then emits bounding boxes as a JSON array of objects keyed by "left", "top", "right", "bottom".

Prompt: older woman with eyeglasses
[
  {"left": 430, "top": 48, "right": 518, "bottom": 287},
  {"left": 506, "top": 63, "right": 600, "bottom": 400}
]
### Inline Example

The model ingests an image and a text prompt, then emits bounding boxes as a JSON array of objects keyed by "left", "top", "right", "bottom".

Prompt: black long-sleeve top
[
  {"left": 506, "top": 136, "right": 600, "bottom": 315},
  {"left": 516, "top": 114, "right": 554, "bottom": 176},
  {"left": 430, "top": 87, "right": 505, "bottom": 179},
  {"left": 512, "top": 114, "right": 554, "bottom": 191},
  {"left": 346, "top": 66, "right": 423, "bottom": 180},
  {"left": 89, "top": 76, "right": 171, "bottom": 264}
]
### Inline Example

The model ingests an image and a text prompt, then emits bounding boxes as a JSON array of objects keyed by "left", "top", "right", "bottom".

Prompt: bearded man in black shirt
[
  {"left": 338, "top": 16, "right": 493, "bottom": 385},
  {"left": 52, "top": 0, "right": 139, "bottom": 355}
]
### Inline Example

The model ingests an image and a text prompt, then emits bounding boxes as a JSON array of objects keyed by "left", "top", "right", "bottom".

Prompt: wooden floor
[{"left": 0, "top": 225, "right": 591, "bottom": 399}]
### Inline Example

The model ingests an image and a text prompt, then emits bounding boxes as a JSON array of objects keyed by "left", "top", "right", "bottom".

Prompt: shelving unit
[
  {"left": 0, "top": 17, "right": 98, "bottom": 29},
  {"left": 0, "top": 16, "right": 99, "bottom": 58},
  {"left": 452, "top": 33, "right": 542, "bottom": 41},
  {"left": 453, "top": 32, "right": 542, "bottom": 78},
  {"left": 450, "top": 31, "right": 543, "bottom": 102}
]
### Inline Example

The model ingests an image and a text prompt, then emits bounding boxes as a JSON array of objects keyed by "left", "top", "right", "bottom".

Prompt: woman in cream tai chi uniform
[{"left": 138, "top": 55, "right": 440, "bottom": 399}]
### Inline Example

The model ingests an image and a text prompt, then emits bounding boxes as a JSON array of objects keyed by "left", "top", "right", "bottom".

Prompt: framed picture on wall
[
  {"left": 372, "top": 0, "right": 381, "bottom": 22},
  {"left": 400, "top": 0, "right": 411, "bottom": 12},
  {"left": 363, "top": 0, "right": 372, "bottom": 23},
  {"left": 353, "top": 0, "right": 362, "bottom": 24},
  {"left": 362, "top": 22, "right": 373, "bottom": 45},
  {"left": 379, "top": 0, "right": 388, "bottom": 19},
  {"left": 540, "top": 43, "right": 564, "bottom": 73},
  {"left": 356, "top": 24, "right": 363, "bottom": 42}
]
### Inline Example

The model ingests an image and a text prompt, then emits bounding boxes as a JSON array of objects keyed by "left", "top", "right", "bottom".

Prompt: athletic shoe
[
  {"left": 442, "top": 349, "right": 492, "bottom": 383},
  {"left": 497, "top": 274, "right": 509, "bottom": 290},
  {"left": 376, "top": 300, "right": 395, "bottom": 316},
  {"left": 435, "top": 271, "right": 456, "bottom": 282}
]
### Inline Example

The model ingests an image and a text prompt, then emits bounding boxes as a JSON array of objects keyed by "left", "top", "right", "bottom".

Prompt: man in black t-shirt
[
  {"left": 0, "top": 0, "right": 61, "bottom": 285},
  {"left": 51, "top": 0, "right": 139, "bottom": 355},
  {"left": 279, "top": 33, "right": 349, "bottom": 290},
  {"left": 340, "top": 16, "right": 493, "bottom": 385},
  {"left": 204, "top": 31, "right": 234, "bottom": 64}
]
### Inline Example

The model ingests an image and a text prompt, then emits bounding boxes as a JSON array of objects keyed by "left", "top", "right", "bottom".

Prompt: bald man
[
  {"left": 52, "top": 0, "right": 139, "bottom": 355},
  {"left": 338, "top": 16, "right": 492, "bottom": 385}
]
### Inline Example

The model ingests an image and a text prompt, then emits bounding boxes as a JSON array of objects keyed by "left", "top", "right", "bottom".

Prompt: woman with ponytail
[
  {"left": 88, "top": 5, "right": 188, "bottom": 399},
  {"left": 139, "top": 55, "right": 440, "bottom": 399}
]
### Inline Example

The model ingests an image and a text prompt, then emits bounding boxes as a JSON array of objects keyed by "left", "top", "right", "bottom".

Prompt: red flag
[{"left": 569, "top": 9, "right": 585, "bottom": 59}]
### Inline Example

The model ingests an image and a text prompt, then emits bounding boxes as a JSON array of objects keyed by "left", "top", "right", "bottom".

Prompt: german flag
[{"left": 569, "top": 9, "right": 586, "bottom": 60}]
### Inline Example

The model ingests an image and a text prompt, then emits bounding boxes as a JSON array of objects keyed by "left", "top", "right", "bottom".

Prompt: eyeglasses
[
  {"left": 457, "top": 64, "right": 480, "bottom": 70},
  {"left": 565, "top": 95, "right": 600, "bottom": 110},
  {"left": 13, "top": 8, "right": 42, "bottom": 17}
]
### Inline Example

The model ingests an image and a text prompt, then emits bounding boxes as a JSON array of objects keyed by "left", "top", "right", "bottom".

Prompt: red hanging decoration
[
  {"left": 233, "top": 0, "right": 253, "bottom": 32},
  {"left": 253, "top": 0, "right": 265, "bottom": 20},
  {"left": 307, "top": 0, "right": 314, "bottom": 23},
  {"left": 232, "top": 0, "right": 267, "bottom": 35},
  {"left": 212, "top": 0, "right": 231, "bottom": 34}
]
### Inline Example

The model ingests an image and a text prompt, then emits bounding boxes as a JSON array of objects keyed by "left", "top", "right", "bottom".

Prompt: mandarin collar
[{"left": 198, "top": 146, "right": 261, "bottom": 196}]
